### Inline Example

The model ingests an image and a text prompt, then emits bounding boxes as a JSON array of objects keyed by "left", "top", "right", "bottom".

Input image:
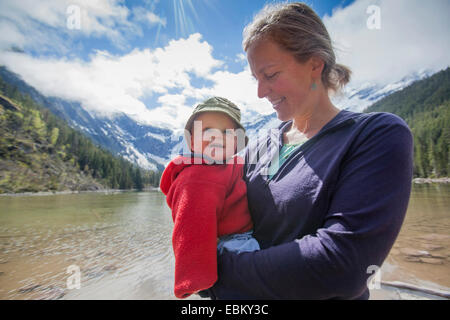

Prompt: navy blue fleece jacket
[{"left": 209, "top": 110, "right": 413, "bottom": 300}]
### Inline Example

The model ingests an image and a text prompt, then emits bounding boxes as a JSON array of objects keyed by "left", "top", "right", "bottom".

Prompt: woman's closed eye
[{"left": 265, "top": 72, "right": 279, "bottom": 80}]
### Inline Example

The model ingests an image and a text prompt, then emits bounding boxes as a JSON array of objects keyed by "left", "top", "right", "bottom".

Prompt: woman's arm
[{"left": 210, "top": 115, "right": 414, "bottom": 299}]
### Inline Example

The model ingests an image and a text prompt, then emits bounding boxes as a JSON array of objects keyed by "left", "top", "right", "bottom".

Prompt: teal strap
[{"left": 267, "top": 142, "right": 304, "bottom": 179}]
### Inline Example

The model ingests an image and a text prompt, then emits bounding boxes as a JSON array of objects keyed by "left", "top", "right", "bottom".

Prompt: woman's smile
[{"left": 269, "top": 97, "right": 285, "bottom": 110}]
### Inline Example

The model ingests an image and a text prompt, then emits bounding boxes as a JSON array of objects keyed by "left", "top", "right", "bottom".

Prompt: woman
[{"left": 206, "top": 2, "right": 413, "bottom": 300}]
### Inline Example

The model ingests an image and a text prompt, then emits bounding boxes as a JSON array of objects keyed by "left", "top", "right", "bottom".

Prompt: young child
[{"left": 159, "top": 97, "right": 259, "bottom": 299}]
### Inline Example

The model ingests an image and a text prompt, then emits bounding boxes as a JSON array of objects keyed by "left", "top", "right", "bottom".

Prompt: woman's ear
[{"left": 310, "top": 56, "right": 325, "bottom": 79}]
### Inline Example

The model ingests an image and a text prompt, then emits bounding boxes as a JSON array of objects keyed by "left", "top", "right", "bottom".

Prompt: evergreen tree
[
  {"left": 0, "top": 74, "right": 163, "bottom": 191},
  {"left": 366, "top": 67, "right": 450, "bottom": 178}
]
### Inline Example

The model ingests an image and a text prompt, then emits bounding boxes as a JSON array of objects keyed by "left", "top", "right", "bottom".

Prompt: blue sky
[
  {"left": 115, "top": 0, "right": 356, "bottom": 72},
  {"left": 20, "top": 0, "right": 355, "bottom": 70},
  {"left": 0, "top": 0, "right": 448, "bottom": 129}
]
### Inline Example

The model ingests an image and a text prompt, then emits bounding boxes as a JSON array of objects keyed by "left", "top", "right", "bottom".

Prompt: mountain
[
  {"left": 0, "top": 93, "right": 101, "bottom": 193},
  {"left": 365, "top": 67, "right": 449, "bottom": 178},
  {"left": 331, "top": 69, "right": 435, "bottom": 112},
  {"left": 0, "top": 66, "right": 436, "bottom": 171},
  {"left": 0, "top": 66, "right": 173, "bottom": 171},
  {"left": 0, "top": 88, "right": 156, "bottom": 193}
]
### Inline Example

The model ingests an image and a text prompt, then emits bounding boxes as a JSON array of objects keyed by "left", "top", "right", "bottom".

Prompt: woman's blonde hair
[{"left": 243, "top": 2, "right": 351, "bottom": 94}]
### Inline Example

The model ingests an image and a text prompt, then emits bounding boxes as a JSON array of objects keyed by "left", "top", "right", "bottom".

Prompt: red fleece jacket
[{"left": 159, "top": 155, "right": 253, "bottom": 299}]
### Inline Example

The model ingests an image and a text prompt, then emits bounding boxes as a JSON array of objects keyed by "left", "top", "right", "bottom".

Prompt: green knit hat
[{"left": 184, "top": 97, "right": 248, "bottom": 151}]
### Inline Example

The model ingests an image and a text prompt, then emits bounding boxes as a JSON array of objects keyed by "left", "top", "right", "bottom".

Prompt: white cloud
[
  {"left": 132, "top": 6, "right": 167, "bottom": 27},
  {"left": 154, "top": 33, "right": 223, "bottom": 78},
  {"left": 206, "top": 68, "right": 272, "bottom": 115},
  {"left": 145, "top": 11, "right": 167, "bottom": 27},
  {"left": 323, "top": 0, "right": 450, "bottom": 85},
  {"left": 235, "top": 53, "right": 246, "bottom": 63},
  {"left": 0, "top": 29, "right": 272, "bottom": 129},
  {"left": 1, "top": 0, "right": 66, "bottom": 29},
  {"left": 0, "top": 33, "right": 230, "bottom": 129},
  {"left": 0, "top": 0, "right": 138, "bottom": 51},
  {"left": 0, "top": 20, "right": 26, "bottom": 49}
]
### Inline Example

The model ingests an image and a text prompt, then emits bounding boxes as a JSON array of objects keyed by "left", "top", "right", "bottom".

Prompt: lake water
[{"left": 0, "top": 184, "right": 449, "bottom": 300}]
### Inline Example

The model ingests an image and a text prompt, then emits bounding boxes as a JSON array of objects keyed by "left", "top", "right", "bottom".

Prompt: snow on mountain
[
  {"left": 332, "top": 69, "right": 434, "bottom": 112},
  {"left": 242, "top": 110, "right": 282, "bottom": 140}
]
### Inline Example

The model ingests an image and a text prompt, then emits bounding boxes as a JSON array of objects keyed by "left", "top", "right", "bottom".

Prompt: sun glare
[{"left": 172, "top": 0, "right": 205, "bottom": 38}]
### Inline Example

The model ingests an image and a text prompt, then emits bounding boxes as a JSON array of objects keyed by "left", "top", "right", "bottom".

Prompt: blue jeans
[
  {"left": 217, "top": 231, "right": 260, "bottom": 254},
  {"left": 197, "top": 231, "right": 260, "bottom": 299}
]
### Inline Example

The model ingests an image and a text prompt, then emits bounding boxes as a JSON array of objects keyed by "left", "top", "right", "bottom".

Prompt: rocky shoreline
[
  {"left": 413, "top": 177, "right": 450, "bottom": 184},
  {"left": 0, "top": 187, "right": 159, "bottom": 197}
]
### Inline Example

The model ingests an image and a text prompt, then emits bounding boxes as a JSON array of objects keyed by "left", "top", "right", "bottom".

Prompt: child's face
[{"left": 190, "top": 112, "right": 238, "bottom": 162}]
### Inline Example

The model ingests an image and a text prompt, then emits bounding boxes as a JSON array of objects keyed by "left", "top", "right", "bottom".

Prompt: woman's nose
[{"left": 257, "top": 80, "right": 270, "bottom": 99}]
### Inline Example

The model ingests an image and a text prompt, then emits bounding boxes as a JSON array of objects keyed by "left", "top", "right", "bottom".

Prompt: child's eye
[
  {"left": 224, "top": 130, "right": 236, "bottom": 136},
  {"left": 203, "top": 128, "right": 223, "bottom": 138}
]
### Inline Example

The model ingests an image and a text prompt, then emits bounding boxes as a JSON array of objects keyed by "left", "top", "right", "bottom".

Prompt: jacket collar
[{"left": 277, "top": 110, "right": 357, "bottom": 145}]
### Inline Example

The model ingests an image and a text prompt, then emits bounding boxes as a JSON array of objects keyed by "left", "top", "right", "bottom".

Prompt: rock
[
  {"left": 85, "top": 271, "right": 104, "bottom": 279},
  {"left": 18, "top": 284, "right": 41, "bottom": 293},
  {"left": 420, "top": 257, "right": 444, "bottom": 265},
  {"left": 102, "top": 264, "right": 117, "bottom": 272},
  {"left": 38, "top": 286, "right": 66, "bottom": 300},
  {"left": 419, "top": 234, "right": 450, "bottom": 242},
  {"left": 400, "top": 248, "right": 430, "bottom": 257},
  {"left": 404, "top": 256, "right": 422, "bottom": 263},
  {"left": 0, "top": 96, "right": 21, "bottom": 112},
  {"left": 96, "top": 251, "right": 105, "bottom": 257},
  {"left": 429, "top": 253, "right": 448, "bottom": 259},
  {"left": 0, "top": 271, "right": 4, "bottom": 276},
  {"left": 421, "top": 243, "right": 445, "bottom": 251}
]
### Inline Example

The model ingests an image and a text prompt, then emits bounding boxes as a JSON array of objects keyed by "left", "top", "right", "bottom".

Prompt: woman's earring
[{"left": 311, "top": 82, "right": 317, "bottom": 90}]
